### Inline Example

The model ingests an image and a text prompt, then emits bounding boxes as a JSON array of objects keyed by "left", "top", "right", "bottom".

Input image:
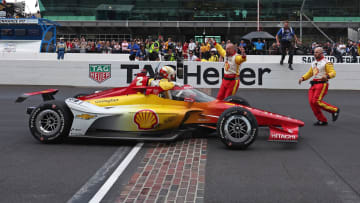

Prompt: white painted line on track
[
  {"left": 89, "top": 142, "right": 144, "bottom": 203},
  {"left": 67, "top": 146, "right": 132, "bottom": 203}
]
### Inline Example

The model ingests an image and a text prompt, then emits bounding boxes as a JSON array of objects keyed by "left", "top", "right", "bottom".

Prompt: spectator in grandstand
[
  {"left": 56, "top": 38, "right": 67, "bottom": 60},
  {"left": 121, "top": 40, "right": 129, "bottom": 53},
  {"left": 187, "top": 50, "right": 199, "bottom": 61},
  {"left": 200, "top": 42, "right": 210, "bottom": 60},
  {"left": 221, "top": 41, "right": 226, "bottom": 49},
  {"left": 238, "top": 40, "right": 247, "bottom": 54},
  {"left": 96, "top": 41, "right": 103, "bottom": 53},
  {"left": 136, "top": 44, "right": 148, "bottom": 61},
  {"left": 164, "top": 46, "right": 176, "bottom": 61},
  {"left": 66, "top": 40, "right": 72, "bottom": 52},
  {"left": 276, "top": 20, "right": 300, "bottom": 70},
  {"left": 35, "top": 11, "right": 41, "bottom": 18},
  {"left": 113, "top": 42, "right": 121, "bottom": 53},
  {"left": 311, "top": 42, "right": 317, "bottom": 54},
  {"left": 268, "top": 42, "right": 280, "bottom": 55},
  {"left": 253, "top": 39, "right": 265, "bottom": 55},
  {"left": 104, "top": 41, "right": 112, "bottom": 54},
  {"left": 175, "top": 42, "right": 183, "bottom": 57},
  {"left": 331, "top": 43, "right": 343, "bottom": 63},
  {"left": 346, "top": 40, "right": 352, "bottom": 55},
  {"left": 188, "top": 39, "right": 196, "bottom": 53},
  {"left": 165, "top": 38, "right": 174, "bottom": 53},
  {"left": 182, "top": 41, "right": 189, "bottom": 60},
  {"left": 323, "top": 42, "right": 332, "bottom": 56},
  {"left": 128, "top": 40, "right": 140, "bottom": 61},
  {"left": 337, "top": 41, "right": 346, "bottom": 56},
  {"left": 349, "top": 41, "right": 358, "bottom": 63},
  {"left": 80, "top": 38, "right": 87, "bottom": 53},
  {"left": 194, "top": 42, "right": 201, "bottom": 58}
]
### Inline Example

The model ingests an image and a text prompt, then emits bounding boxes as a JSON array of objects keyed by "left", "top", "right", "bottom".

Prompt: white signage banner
[
  {"left": 0, "top": 60, "right": 359, "bottom": 90},
  {"left": 0, "top": 18, "right": 39, "bottom": 24}
]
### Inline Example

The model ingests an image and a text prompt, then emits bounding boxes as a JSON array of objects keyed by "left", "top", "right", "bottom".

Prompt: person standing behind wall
[
  {"left": 56, "top": 38, "right": 67, "bottom": 60},
  {"left": 149, "top": 39, "right": 160, "bottom": 61},
  {"left": 276, "top": 20, "right": 300, "bottom": 70}
]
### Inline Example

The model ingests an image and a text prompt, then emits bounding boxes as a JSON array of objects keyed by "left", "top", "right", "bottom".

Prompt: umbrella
[{"left": 241, "top": 31, "right": 275, "bottom": 41}]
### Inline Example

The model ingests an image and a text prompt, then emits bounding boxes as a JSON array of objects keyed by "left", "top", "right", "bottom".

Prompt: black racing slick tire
[
  {"left": 217, "top": 107, "right": 258, "bottom": 149},
  {"left": 224, "top": 96, "right": 251, "bottom": 107},
  {"left": 29, "top": 100, "right": 73, "bottom": 143}
]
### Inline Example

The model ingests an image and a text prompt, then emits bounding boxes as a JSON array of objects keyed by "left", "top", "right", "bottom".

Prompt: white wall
[
  {"left": 0, "top": 59, "right": 359, "bottom": 90},
  {"left": 0, "top": 40, "right": 42, "bottom": 53}
]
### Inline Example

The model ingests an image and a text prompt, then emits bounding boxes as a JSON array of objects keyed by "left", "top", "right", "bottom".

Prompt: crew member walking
[
  {"left": 298, "top": 47, "right": 340, "bottom": 126},
  {"left": 276, "top": 20, "right": 299, "bottom": 70},
  {"left": 209, "top": 39, "right": 246, "bottom": 100}
]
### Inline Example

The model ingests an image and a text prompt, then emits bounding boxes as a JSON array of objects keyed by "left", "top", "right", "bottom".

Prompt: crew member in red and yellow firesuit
[
  {"left": 209, "top": 39, "right": 246, "bottom": 100},
  {"left": 298, "top": 47, "right": 340, "bottom": 126}
]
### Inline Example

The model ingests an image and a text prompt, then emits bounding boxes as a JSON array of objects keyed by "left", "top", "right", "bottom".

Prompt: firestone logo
[{"left": 89, "top": 64, "right": 111, "bottom": 83}]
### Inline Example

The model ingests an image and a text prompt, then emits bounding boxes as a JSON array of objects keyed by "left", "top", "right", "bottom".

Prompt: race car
[{"left": 16, "top": 78, "right": 304, "bottom": 149}]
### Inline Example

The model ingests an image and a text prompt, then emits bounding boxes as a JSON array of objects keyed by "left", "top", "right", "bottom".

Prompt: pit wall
[{"left": 1, "top": 53, "right": 359, "bottom": 90}]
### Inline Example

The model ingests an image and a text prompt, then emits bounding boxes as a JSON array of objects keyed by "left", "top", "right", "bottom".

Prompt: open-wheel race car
[{"left": 16, "top": 71, "right": 304, "bottom": 149}]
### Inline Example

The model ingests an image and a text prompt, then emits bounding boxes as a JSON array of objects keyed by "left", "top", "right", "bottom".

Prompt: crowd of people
[{"left": 58, "top": 36, "right": 360, "bottom": 62}]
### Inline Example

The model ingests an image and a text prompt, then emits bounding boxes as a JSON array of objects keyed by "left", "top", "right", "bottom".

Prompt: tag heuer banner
[{"left": 89, "top": 64, "right": 111, "bottom": 83}]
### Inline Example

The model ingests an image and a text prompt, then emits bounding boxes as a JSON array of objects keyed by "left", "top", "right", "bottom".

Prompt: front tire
[
  {"left": 217, "top": 107, "right": 258, "bottom": 149},
  {"left": 29, "top": 100, "right": 73, "bottom": 143}
]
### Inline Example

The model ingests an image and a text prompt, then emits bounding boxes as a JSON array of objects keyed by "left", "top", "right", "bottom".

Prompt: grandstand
[{"left": 35, "top": 0, "right": 360, "bottom": 43}]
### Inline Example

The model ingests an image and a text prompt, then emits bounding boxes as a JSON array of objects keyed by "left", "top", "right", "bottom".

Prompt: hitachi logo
[{"left": 271, "top": 134, "right": 296, "bottom": 140}]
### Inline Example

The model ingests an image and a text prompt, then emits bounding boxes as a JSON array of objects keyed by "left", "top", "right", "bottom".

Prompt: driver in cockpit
[{"left": 148, "top": 65, "right": 178, "bottom": 99}]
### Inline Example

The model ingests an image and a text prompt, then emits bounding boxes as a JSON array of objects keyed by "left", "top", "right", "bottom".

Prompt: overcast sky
[{"left": 6, "top": 0, "right": 39, "bottom": 14}]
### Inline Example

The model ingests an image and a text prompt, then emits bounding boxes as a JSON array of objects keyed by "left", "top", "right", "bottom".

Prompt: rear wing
[{"left": 15, "top": 89, "right": 58, "bottom": 103}]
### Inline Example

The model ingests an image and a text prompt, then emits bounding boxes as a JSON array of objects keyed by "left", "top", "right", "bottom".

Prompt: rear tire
[
  {"left": 217, "top": 107, "right": 258, "bottom": 149},
  {"left": 29, "top": 100, "right": 73, "bottom": 143},
  {"left": 224, "top": 96, "right": 250, "bottom": 106}
]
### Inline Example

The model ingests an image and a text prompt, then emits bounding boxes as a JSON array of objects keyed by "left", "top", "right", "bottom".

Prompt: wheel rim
[
  {"left": 35, "top": 109, "right": 61, "bottom": 137},
  {"left": 224, "top": 115, "right": 252, "bottom": 143}
]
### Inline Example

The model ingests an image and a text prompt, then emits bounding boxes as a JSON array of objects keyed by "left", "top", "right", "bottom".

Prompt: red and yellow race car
[{"left": 16, "top": 74, "right": 304, "bottom": 149}]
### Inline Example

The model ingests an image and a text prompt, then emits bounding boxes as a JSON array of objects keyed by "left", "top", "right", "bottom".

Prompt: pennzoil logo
[
  {"left": 76, "top": 114, "right": 96, "bottom": 120},
  {"left": 89, "top": 64, "right": 111, "bottom": 83},
  {"left": 134, "top": 109, "right": 159, "bottom": 130}
]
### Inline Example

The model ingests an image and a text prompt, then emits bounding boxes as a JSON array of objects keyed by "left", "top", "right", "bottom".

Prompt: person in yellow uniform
[
  {"left": 208, "top": 48, "right": 219, "bottom": 62},
  {"left": 148, "top": 66, "right": 177, "bottom": 99},
  {"left": 298, "top": 47, "right": 340, "bottom": 126},
  {"left": 208, "top": 39, "right": 246, "bottom": 100}
]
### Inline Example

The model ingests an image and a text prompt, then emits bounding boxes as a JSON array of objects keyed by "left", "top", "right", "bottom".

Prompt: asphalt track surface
[{"left": 1, "top": 85, "right": 360, "bottom": 203}]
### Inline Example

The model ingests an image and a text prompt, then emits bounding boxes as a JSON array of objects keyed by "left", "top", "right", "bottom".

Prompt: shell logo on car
[{"left": 134, "top": 109, "right": 159, "bottom": 130}]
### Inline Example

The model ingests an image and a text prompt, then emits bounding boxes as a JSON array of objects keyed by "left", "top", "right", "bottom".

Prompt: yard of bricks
[{"left": 117, "top": 138, "right": 207, "bottom": 203}]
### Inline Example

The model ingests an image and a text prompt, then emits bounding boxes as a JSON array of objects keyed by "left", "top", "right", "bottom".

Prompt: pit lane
[{"left": 1, "top": 85, "right": 360, "bottom": 203}]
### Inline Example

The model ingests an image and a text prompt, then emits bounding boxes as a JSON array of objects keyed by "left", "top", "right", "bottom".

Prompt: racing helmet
[{"left": 159, "top": 65, "right": 176, "bottom": 81}]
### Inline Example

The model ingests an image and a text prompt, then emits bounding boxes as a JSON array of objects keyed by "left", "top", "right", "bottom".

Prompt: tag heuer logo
[{"left": 89, "top": 64, "right": 111, "bottom": 83}]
